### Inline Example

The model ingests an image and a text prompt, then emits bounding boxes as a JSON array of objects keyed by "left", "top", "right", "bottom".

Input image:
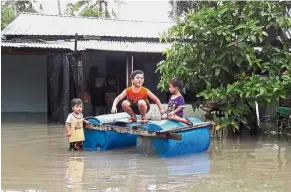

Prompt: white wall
[{"left": 1, "top": 54, "right": 47, "bottom": 112}]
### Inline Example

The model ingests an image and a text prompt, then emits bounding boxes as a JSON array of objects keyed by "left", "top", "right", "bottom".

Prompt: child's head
[
  {"left": 130, "top": 70, "right": 144, "bottom": 87},
  {"left": 71, "top": 98, "right": 83, "bottom": 114},
  {"left": 82, "top": 92, "right": 91, "bottom": 103},
  {"left": 169, "top": 78, "right": 183, "bottom": 94}
]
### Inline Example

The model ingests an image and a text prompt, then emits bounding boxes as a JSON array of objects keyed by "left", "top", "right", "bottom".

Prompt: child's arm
[
  {"left": 169, "top": 106, "right": 184, "bottom": 115},
  {"left": 83, "top": 119, "right": 91, "bottom": 125},
  {"left": 146, "top": 90, "right": 164, "bottom": 113},
  {"left": 65, "top": 114, "right": 72, "bottom": 137},
  {"left": 111, "top": 90, "right": 127, "bottom": 113},
  {"left": 66, "top": 123, "right": 71, "bottom": 137}
]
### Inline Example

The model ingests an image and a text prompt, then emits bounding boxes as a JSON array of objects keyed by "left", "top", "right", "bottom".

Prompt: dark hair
[
  {"left": 170, "top": 78, "right": 183, "bottom": 90},
  {"left": 130, "top": 70, "right": 144, "bottom": 80},
  {"left": 71, "top": 98, "right": 83, "bottom": 107}
]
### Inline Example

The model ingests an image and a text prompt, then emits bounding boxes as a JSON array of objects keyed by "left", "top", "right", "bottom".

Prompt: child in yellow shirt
[{"left": 66, "top": 98, "right": 90, "bottom": 151}]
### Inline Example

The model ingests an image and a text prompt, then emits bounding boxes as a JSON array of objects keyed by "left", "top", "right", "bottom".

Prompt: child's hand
[
  {"left": 84, "top": 120, "right": 91, "bottom": 125},
  {"left": 161, "top": 113, "right": 167, "bottom": 119},
  {"left": 66, "top": 131, "right": 71, "bottom": 137},
  {"left": 168, "top": 111, "right": 175, "bottom": 116},
  {"left": 160, "top": 109, "right": 165, "bottom": 115},
  {"left": 111, "top": 107, "right": 117, "bottom": 114}
]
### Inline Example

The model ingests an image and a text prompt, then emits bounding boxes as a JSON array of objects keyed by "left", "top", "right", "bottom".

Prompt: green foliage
[
  {"left": 158, "top": 1, "right": 291, "bottom": 131},
  {"left": 79, "top": 7, "right": 103, "bottom": 17},
  {"left": 65, "top": 0, "right": 122, "bottom": 18},
  {"left": 1, "top": 0, "right": 42, "bottom": 30},
  {"left": 65, "top": 1, "right": 88, "bottom": 16},
  {"left": 169, "top": 0, "right": 219, "bottom": 19},
  {"left": 1, "top": 7, "right": 15, "bottom": 30}
]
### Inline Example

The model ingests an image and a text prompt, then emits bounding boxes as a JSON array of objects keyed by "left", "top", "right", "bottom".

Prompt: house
[{"left": 1, "top": 13, "right": 174, "bottom": 123}]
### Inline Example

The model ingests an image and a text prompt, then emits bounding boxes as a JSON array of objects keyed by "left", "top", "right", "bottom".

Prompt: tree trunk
[{"left": 245, "top": 100, "right": 260, "bottom": 135}]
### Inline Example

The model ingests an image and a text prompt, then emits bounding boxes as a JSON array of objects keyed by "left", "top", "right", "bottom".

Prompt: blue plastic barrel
[
  {"left": 83, "top": 128, "right": 136, "bottom": 151},
  {"left": 137, "top": 117, "right": 210, "bottom": 158},
  {"left": 83, "top": 113, "right": 136, "bottom": 151}
]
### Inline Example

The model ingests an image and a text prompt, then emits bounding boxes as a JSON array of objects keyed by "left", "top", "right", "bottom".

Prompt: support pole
[
  {"left": 57, "top": 0, "right": 61, "bottom": 16},
  {"left": 173, "top": 0, "right": 177, "bottom": 22},
  {"left": 131, "top": 54, "right": 134, "bottom": 72},
  {"left": 74, "top": 33, "right": 78, "bottom": 52},
  {"left": 126, "top": 54, "right": 134, "bottom": 86},
  {"left": 126, "top": 56, "right": 129, "bottom": 86},
  {"left": 74, "top": 33, "right": 84, "bottom": 97}
]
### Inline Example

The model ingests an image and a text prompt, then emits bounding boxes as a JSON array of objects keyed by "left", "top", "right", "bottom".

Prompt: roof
[
  {"left": 2, "top": 13, "right": 173, "bottom": 39},
  {"left": 1, "top": 40, "right": 78, "bottom": 50},
  {"left": 78, "top": 40, "right": 171, "bottom": 53},
  {"left": 1, "top": 40, "right": 170, "bottom": 53}
]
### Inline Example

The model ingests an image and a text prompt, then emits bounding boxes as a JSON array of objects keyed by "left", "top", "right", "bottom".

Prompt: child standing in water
[
  {"left": 66, "top": 98, "right": 90, "bottom": 151},
  {"left": 111, "top": 70, "right": 164, "bottom": 123},
  {"left": 161, "top": 78, "right": 193, "bottom": 126}
]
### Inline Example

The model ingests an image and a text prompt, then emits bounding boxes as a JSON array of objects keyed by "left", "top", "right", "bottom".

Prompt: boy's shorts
[
  {"left": 69, "top": 141, "right": 84, "bottom": 151},
  {"left": 129, "top": 99, "right": 150, "bottom": 115}
]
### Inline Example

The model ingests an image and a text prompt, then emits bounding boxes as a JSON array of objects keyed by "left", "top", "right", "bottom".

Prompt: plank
[
  {"left": 84, "top": 121, "right": 213, "bottom": 140},
  {"left": 84, "top": 123, "right": 182, "bottom": 140},
  {"left": 156, "top": 132, "right": 182, "bottom": 140},
  {"left": 158, "top": 121, "right": 214, "bottom": 133}
]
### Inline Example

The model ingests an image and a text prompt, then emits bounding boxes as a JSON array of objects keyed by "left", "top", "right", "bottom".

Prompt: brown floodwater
[{"left": 2, "top": 121, "right": 291, "bottom": 192}]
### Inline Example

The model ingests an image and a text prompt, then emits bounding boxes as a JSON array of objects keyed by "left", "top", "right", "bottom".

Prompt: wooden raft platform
[{"left": 84, "top": 121, "right": 214, "bottom": 140}]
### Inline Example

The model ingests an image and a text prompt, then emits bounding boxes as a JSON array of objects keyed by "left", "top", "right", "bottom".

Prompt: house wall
[{"left": 1, "top": 54, "right": 47, "bottom": 112}]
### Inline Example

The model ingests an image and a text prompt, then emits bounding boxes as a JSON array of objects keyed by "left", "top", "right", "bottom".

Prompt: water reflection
[
  {"left": 66, "top": 153, "right": 84, "bottom": 190},
  {"left": 165, "top": 152, "right": 210, "bottom": 176}
]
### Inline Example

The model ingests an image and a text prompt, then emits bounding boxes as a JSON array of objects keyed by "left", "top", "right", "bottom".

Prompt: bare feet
[
  {"left": 140, "top": 117, "right": 149, "bottom": 124},
  {"left": 185, "top": 117, "right": 193, "bottom": 126},
  {"left": 128, "top": 117, "right": 137, "bottom": 123}
]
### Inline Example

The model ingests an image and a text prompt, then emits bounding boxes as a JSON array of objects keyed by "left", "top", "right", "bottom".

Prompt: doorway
[{"left": 105, "top": 57, "right": 127, "bottom": 113}]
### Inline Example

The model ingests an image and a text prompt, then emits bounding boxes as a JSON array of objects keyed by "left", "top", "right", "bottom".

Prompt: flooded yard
[{"left": 2, "top": 122, "right": 291, "bottom": 192}]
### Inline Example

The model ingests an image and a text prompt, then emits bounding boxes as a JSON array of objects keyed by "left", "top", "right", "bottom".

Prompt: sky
[{"left": 39, "top": 0, "right": 172, "bottom": 22}]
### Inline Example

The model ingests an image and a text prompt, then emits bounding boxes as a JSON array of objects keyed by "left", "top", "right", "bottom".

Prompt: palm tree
[{"left": 65, "top": 0, "right": 124, "bottom": 18}]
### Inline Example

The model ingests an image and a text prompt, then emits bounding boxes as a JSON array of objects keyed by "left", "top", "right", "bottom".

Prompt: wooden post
[
  {"left": 131, "top": 54, "right": 134, "bottom": 72},
  {"left": 126, "top": 55, "right": 129, "bottom": 86},
  {"left": 173, "top": 0, "right": 177, "bottom": 22},
  {"left": 74, "top": 33, "right": 78, "bottom": 52},
  {"left": 74, "top": 33, "right": 84, "bottom": 97},
  {"left": 126, "top": 54, "right": 134, "bottom": 86},
  {"left": 57, "top": 0, "right": 61, "bottom": 16}
]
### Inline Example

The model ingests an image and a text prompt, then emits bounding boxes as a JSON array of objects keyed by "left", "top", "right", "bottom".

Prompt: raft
[
  {"left": 83, "top": 113, "right": 212, "bottom": 157},
  {"left": 137, "top": 117, "right": 211, "bottom": 157},
  {"left": 83, "top": 113, "right": 137, "bottom": 151}
]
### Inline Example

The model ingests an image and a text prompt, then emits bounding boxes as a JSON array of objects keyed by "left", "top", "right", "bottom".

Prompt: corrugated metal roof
[
  {"left": 1, "top": 40, "right": 171, "bottom": 53},
  {"left": 1, "top": 40, "right": 78, "bottom": 50},
  {"left": 79, "top": 40, "right": 171, "bottom": 53},
  {"left": 2, "top": 13, "right": 173, "bottom": 38}
]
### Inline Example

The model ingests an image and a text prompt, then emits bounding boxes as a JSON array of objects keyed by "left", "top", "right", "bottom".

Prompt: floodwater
[{"left": 2, "top": 121, "right": 291, "bottom": 192}]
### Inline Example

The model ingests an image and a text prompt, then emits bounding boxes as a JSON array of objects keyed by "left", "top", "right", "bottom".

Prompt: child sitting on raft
[
  {"left": 161, "top": 78, "right": 193, "bottom": 126},
  {"left": 111, "top": 70, "right": 164, "bottom": 123},
  {"left": 66, "top": 98, "right": 90, "bottom": 151}
]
